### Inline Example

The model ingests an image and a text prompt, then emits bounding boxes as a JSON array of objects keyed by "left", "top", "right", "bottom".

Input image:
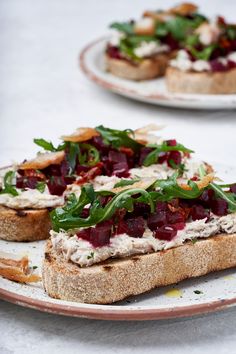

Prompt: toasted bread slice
[
  {"left": 0, "top": 205, "right": 51, "bottom": 241},
  {"left": 42, "top": 234, "right": 236, "bottom": 304},
  {"left": 166, "top": 66, "right": 236, "bottom": 94},
  {"left": 105, "top": 53, "right": 171, "bottom": 81}
]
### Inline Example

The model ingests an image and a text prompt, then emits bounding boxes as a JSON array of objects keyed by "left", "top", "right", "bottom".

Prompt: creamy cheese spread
[
  {"left": 0, "top": 188, "right": 64, "bottom": 209},
  {"left": 51, "top": 213, "right": 236, "bottom": 267},
  {"left": 109, "top": 31, "right": 125, "bottom": 46}
]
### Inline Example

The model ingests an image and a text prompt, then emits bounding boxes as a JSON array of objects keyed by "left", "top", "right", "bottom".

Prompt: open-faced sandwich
[
  {"left": 105, "top": 3, "right": 207, "bottom": 80},
  {"left": 0, "top": 125, "right": 204, "bottom": 241},
  {"left": 167, "top": 16, "right": 236, "bottom": 93},
  {"left": 43, "top": 167, "right": 236, "bottom": 304}
]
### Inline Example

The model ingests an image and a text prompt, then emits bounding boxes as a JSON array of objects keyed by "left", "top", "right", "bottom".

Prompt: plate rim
[
  {"left": 79, "top": 37, "right": 236, "bottom": 107},
  {"left": 1, "top": 285, "right": 236, "bottom": 320}
]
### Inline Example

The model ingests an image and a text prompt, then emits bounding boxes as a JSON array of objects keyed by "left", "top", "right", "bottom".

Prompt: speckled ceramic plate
[
  {"left": 0, "top": 162, "right": 236, "bottom": 320},
  {"left": 80, "top": 37, "right": 236, "bottom": 110}
]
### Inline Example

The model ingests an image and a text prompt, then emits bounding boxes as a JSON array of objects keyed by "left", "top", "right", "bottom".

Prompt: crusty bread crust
[
  {"left": 42, "top": 234, "right": 236, "bottom": 304},
  {"left": 166, "top": 66, "right": 236, "bottom": 94},
  {"left": 105, "top": 53, "right": 171, "bottom": 81},
  {"left": 0, "top": 205, "right": 51, "bottom": 241}
]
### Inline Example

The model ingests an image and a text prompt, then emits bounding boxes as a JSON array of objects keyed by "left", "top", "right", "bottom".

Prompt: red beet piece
[
  {"left": 117, "top": 216, "right": 145, "bottom": 238},
  {"left": 167, "top": 151, "right": 181, "bottom": 167},
  {"left": 147, "top": 211, "right": 167, "bottom": 231},
  {"left": 90, "top": 220, "right": 112, "bottom": 247},
  {"left": 166, "top": 211, "right": 185, "bottom": 224},
  {"left": 210, "top": 198, "right": 228, "bottom": 216},
  {"left": 47, "top": 176, "right": 67, "bottom": 196},
  {"left": 191, "top": 205, "right": 210, "bottom": 221},
  {"left": 155, "top": 225, "right": 177, "bottom": 241},
  {"left": 166, "top": 139, "right": 177, "bottom": 146}
]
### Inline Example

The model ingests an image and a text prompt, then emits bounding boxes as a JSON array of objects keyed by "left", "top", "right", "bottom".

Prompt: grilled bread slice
[
  {"left": 0, "top": 206, "right": 51, "bottom": 242},
  {"left": 42, "top": 234, "right": 236, "bottom": 304},
  {"left": 105, "top": 53, "right": 171, "bottom": 81},
  {"left": 166, "top": 66, "right": 236, "bottom": 94}
]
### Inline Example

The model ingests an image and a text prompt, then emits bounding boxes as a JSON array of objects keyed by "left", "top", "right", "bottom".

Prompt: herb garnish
[
  {"left": 143, "top": 142, "right": 193, "bottom": 167},
  {"left": 51, "top": 184, "right": 154, "bottom": 231},
  {"left": 34, "top": 138, "right": 66, "bottom": 152},
  {"left": 194, "top": 290, "right": 203, "bottom": 295},
  {"left": 0, "top": 171, "right": 18, "bottom": 196},
  {"left": 87, "top": 252, "right": 95, "bottom": 260},
  {"left": 36, "top": 181, "right": 46, "bottom": 193},
  {"left": 114, "top": 178, "right": 140, "bottom": 188},
  {"left": 96, "top": 125, "right": 142, "bottom": 151}
]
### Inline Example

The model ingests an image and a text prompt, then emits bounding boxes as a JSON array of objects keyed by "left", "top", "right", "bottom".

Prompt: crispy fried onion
[
  {"left": 112, "top": 177, "right": 156, "bottom": 194},
  {"left": 19, "top": 151, "right": 65, "bottom": 170},
  {"left": 169, "top": 2, "right": 198, "bottom": 16},
  {"left": 179, "top": 174, "right": 215, "bottom": 191},
  {"left": 61, "top": 127, "right": 99, "bottom": 143},
  {"left": 0, "top": 252, "right": 41, "bottom": 283},
  {"left": 144, "top": 3, "right": 198, "bottom": 19},
  {"left": 132, "top": 124, "right": 164, "bottom": 145}
]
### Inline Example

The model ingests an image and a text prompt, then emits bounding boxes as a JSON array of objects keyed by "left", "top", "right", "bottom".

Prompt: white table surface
[{"left": 0, "top": 0, "right": 236, "bottom": 353}]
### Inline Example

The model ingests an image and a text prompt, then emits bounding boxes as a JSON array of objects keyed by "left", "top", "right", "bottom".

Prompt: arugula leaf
[
  {"left": 150, "top": 173, "right": 201, "bottom": 201},
  {"left": 163, "top": 15, "right": 206, "bottom": 42},
  {"left": 67, "top": 142, "right": 80, "bottom": 174},
  {"left": 36, "top": 181, "right": 46, "bottom": 193},
  {"left": 143, "top": 142, "right": 193, "bottom": 167},
  {"left": 110, "top": 22, "right": 134, "bottom": 35},
  {"left": 187, "top": 44, "right": 216, "bottom": 61},
  {"left": 114, "top": 178, "right": 140, "bottom": 188},
  {"left": 96, "top": 125, "right": 142, "bottom": 151},
  {"left": 51, "top": 186, "right": 154, "bottom": 231},
  {"left": 199, "top": 165, "right": 236, "bottom": 212},
  {"left": 34, "top": 138, "right": 66, "bottom": 152},
  {"left": 0, "top": 171, "right": 18, "bottom": 196}
]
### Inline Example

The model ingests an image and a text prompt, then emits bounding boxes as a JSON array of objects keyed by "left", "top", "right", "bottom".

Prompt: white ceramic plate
[
  {"left": 0, "top": 162, "right": 236, "bottom": 321},
  {"left": 80, "top": 37, "right": 236, "bottom": 110}
]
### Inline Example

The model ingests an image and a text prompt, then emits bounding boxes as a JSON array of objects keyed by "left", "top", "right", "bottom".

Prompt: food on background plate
[
  {"left": 105, "top": 3, "right": 207, "bottom": 80},
  {"left": 0, "top": 251, "right": 40, "bottom": 283},
  {"left": 42, "top": 167, "right": 236, "bottom": 304},
  {"left": 167, "top": 17, "right": 236, "bottom": 93},
  {"left": 0, "top": 125, "right": 201, "bottom": 241}
]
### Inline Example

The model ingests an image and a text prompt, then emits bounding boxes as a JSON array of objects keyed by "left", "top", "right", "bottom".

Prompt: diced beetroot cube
[
  {"left": 166, "top": 211, "right": 185, "bottom": 224},
  {"left": 156, "top": 201, "right": 168, "bottom": 212},
  {"left": 138, "top": 147, "right": 153, "bottom": 166},
  {"left": 173, "top": 222, "right": 185, "bottom": 230},
  {"left": 77, "top": 228, "right": 91, "bottom": 243},
  {"left": 210, "top": 59, "right": 228, "bottom": 72},
  {"left": 191, "top": 205, "right": 210, "bottom": 221},
  {"left": 108, "top": 151, "right": 127, "bottom": 164},
  {"left": 90, "top": 221, "right": 112, "bottom": 247},
  {"left": 116, "top": 216, "right": 145, "bottom": 238},
  {"left": 167, "top": 151, "right": 181, "bottom": 167},
  {"left": 132, "top": 202, "right": 151, "bottom": 218},
  {"left": 106, "top": 45, "right": 123, "bottom": 60},
  {"left": 210, "top": 198, "right": 228, "bottom": 216},
  {"left": 155, "top": 225, "right": 177, "bottom": 241},
  {"left": 147, "top": 211, "right": 167, "bottom": 231},
  {"left": 199, "top": 189, "right": 215, "bottom": 205},
  {"left": 166, "top": 139, "right": 177, "bottom": 146},
  {"left": 112, "top": 162, "right": 130, "bottom": 178},
  {"left": 158, "top": 152, "right": 168, "bottom": 164},
  {"left": 47, "top": 176, "right": 67, "bottom": 196}
]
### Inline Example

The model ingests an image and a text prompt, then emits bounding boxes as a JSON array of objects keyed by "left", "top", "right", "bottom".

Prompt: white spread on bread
[
  {"left": 109, "top": 31, "right": 125, "bottom": 46},
  {"left": 51, "top": 213, "right": 236, "bottom": 267},
  {"left": 0, "top": 188, "right": 64, "bottom": 209}
]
